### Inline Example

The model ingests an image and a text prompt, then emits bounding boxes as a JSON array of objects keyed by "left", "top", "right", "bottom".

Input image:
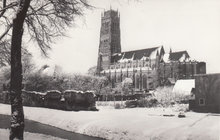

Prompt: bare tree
[{"left": 0, "top": 0, "right": 90, "bottom": 139}]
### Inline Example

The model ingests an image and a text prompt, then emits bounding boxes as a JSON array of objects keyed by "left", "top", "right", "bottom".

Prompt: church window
[
  {"left": 143, "top": 75, "right": 147, "bottom": 89},
  {"left": 135, "top": 75, "right": 140, "bottom": 89},
  {"left": 139, "top": 63, "right": 142, "bottom": 67},
  {"left": 103, "top": 56, "right": 109, "bottom": 61},
  {"left": 152, "top": 64, "right": 156, "bottom": 69}
]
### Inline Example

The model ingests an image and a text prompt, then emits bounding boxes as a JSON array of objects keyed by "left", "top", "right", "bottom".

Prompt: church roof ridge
[
  {"left": 121, "top": 45, "right": 162, "bottom": 54},
  {"left": 112, "top": 45, "right": 163, "bottom": 62},
  {"left": 169, "top": 50, "right": 190, "bottom": 61},
  {"left": 170, "top": 50, "right": 188, "bottom": 54}
]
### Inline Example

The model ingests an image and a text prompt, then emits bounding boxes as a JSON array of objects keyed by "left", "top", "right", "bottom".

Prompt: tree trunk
[{"left": 10, "top": 0, "right": 31, "bottom": 139}]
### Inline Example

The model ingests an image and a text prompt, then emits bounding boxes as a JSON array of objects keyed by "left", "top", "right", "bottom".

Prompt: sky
[{"left": 31, "top": 0, "right": 220, "bottom": 74}]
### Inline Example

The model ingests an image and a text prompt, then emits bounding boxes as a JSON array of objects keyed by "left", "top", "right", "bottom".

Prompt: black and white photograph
[{"left": 0, "top": 0, "right": 220, "bottom": 140}]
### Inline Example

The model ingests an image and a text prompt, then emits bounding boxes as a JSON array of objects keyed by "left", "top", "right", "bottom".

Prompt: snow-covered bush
[
  {"left": 44, "top": 90, "right": 63, "bottom": 109},
  {"left": 45, "top": 90, "right": 61, "bottom": 99},
  {"left": 114, "top": 103, "right": 125, "bottom": 109},
  {"left": 137, "top": 97, "right": 158, "bottom": 107},
  {"left": 63, "top": 90, "right": 97, "bottom": 111},
  {"left": 153, "top": 86, "right": 191, "bottom": 107},
  {"left": 22, "top": 91, "right": 45, "bottom": 107},
  {"left": 125, "top": 100, "right": 138, "bottom": 108},
  {"left": 125, "top": 97, "right": 158, "bottom": 108}
]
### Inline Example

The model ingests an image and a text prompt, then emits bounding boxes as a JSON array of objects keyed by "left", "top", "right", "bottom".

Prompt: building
[
  {"left": 97, "top": 9, "right": 206, "bottom": 92},
  {"left": 190, "top": 73, "right": 220, "bottom": 113}
]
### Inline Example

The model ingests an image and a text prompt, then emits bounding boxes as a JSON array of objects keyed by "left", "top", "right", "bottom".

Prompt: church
[{"left": 96, "top": 9, "right": 206, "bottom": 92}]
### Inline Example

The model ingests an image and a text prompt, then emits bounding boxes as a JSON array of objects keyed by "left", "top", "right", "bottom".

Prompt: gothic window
[
  {"left": 112, "top": 22, "right": 116, "bottom": 31},
  {"left": 136, "top": 61, "right": 139, "bottom": 67},
  {"left": 152, "top": 64, "right": 156, "bottom": 70},
  {"left": 139, "top": 74, "right": 143, "bottom": 90},
  {"left": 103, "top": 56, "right": 109, "bottom": 61},
  {"left": 135, "top": 75, "right": 140, "bottom": 89},
  {"left": 143, "top": 75, "right": 147, "bottom": 89},
  {"left": 149, "top": 82, "right": 153, "bottom": 89},
  {"left": 133, "top": 63, "right": 135, "bottom": 67},
  {"left": 139, "top": 62, "right": 142, "bottom": 67},
  {"left": 104, "top": 22, "right": 109, "bottom": 27}
]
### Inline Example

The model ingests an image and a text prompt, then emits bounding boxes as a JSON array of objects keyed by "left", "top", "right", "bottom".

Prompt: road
[{"left": 0, "top": 114, "right": 104, "bottom": 140}]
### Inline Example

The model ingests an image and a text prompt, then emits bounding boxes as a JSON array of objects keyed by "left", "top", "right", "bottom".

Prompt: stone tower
[{"left": 97, "top": 9, "right": 121, "bottom": 74}]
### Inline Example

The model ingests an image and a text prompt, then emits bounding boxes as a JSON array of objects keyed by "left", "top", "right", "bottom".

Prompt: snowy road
[
  {"left": 0, "top": 114, "right": 104, "bottom": 140},
  {"left": 0, "top": 104, "right": 219, "bottom": 140}
]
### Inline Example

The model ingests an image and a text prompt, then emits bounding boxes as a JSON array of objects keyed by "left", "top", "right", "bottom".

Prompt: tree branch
[
  {"left": 0, "top": 1, "right": 18, "bottom": 18},
  {"left": 0, "top": 0, "right": 6, "bottom": 18},
  {"left": 0, "top": 24, "right": 12, "bottom": 41}
]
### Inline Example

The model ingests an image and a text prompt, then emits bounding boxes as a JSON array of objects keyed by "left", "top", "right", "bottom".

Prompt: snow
[
  {"left": 101, "top": 66, "right": 152, "bottom": 74},
  {"left": 64, "top": 90, "right": 83, "bottom": 93},
  {"left": 149, "top": 49, "right": 158, "bottom": 59},
  {"left": 122, "top": 78, "right": 133, "bottom": 84},
  {"left": 179, "top": 54, "right": 186, "bottom": 62},
  {"left": 173, "top": 79, "right": 195, "bottom": 95},
  {"left": 163, "top": 53, "right": 170, "bottom": 63},
  {"left": 0, "top": 129, "right": 65, "bottom": 140},
  {"left": 47, "top": 90, "right": 62, "bottom": 94},
  {"left": 0, "top": 103, "right": 219, "bottom": 140},
  {"left": 118, "top": 53, "right": 134, "bottom": 63}
]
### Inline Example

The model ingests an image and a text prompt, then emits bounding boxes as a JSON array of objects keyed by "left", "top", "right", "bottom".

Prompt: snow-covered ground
[
  {"left": 0, "top": 103, "right": 219, "bottom": 140},
  {"left": 0, "top": 129, "right": 65, "bottom": 140}
]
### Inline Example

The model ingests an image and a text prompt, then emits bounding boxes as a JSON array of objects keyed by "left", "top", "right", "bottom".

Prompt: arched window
[
  {"left": 135, "top": 75, "right": 140, "bottom": 89},
  {"left": 143, "top": 75, "right": 147, "bottom": 89}
]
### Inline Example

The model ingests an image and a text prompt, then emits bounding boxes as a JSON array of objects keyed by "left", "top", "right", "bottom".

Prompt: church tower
[{"left": 97, "top": 9, "right": 121, "bottom": 74}]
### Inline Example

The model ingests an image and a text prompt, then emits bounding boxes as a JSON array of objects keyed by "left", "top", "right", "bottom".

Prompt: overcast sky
[{"left": 31, "top": 0, "right": 220, "bottom": 74}]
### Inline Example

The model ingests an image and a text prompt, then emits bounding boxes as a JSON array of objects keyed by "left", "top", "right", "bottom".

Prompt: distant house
[{"left": 190, "top": 73, "right": 220, "bottom": 113}]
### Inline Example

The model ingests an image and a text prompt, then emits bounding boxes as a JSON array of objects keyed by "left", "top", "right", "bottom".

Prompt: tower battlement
[{"left": 102, "top": 9, "right": 119, "bottom": 18}]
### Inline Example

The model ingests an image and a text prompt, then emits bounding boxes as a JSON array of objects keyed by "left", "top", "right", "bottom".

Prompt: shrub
[
  {"left": 63, "top": 90, "right": 96, "bottom": 111},
  {"left": 138, "top": 97, "right": 158, "bottom": 107},
  {"left": 153, "top": 86, "right": 191, "bottom": 107},
  {"left": 125, "top": 97, "right": 158, "bottom": 108},
  {"left": 115, "top": 103, "right": 125, "bottom": 109},
  {"left": 44, "top": 90, "right": 62, "bottom": 109},
  {"left": 45, "top": 90, "right": 61, "bottom": 100},
  {"left": 22, "top": 91, "right": 45, "bottom": 107},
  {"left": 125, "top": 100, "right": 138, "bottom": 108}
]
